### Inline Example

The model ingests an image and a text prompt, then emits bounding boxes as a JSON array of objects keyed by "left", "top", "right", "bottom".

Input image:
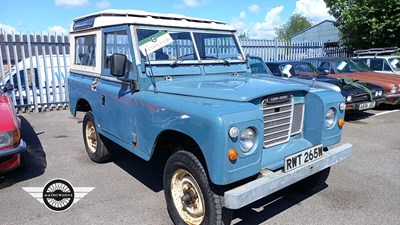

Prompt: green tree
[
  {"left": 325, "top": 0, "right": 400, "bottom": 51},
  {"left": 237, "top": 32, "right": 247, "bottom": 38},
  {"left": 275, "top": 14, "right": 312, "bottom": 40}
]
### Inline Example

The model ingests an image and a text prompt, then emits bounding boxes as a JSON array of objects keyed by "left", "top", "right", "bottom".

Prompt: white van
[{"left": 1, "top": 54, "right": 69, "bottom": 109}]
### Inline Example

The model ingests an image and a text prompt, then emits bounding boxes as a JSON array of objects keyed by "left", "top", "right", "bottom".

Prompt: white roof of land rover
[{"left": 71, "top": 9, "right": 236, "bottom": 32}]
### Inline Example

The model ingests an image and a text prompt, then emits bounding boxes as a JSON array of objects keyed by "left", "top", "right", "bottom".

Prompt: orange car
[{"left": 306, "top": 57, "right": 400, "bottom": 105}]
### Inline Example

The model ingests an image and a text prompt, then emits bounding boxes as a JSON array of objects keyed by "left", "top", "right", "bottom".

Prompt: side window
[
  {"left": 12, "top": 68, "right": 39, "bottom": 89},
  {"left": 75, "top": 35, "right": 96, "bottom": 66},
  {"left": 104, "top": 31, "right": 133, "bottom": 70},
  {"left": 369, "top": 59, "right": 384, "bottom": 71},
  {"left": 268, "top": 66, "right": 281, "bottom": 76},
  {"left": 383, "top": 60, "right": 392, "bottom": 71}
]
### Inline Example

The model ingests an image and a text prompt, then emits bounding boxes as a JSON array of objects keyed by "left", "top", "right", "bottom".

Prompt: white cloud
[
  {"left": 248, "top": 4, "right": 260, "bottom": 13},
  {"left": 183, "top": 0, "right": 199, "bottom": 7},
  {"left": 231, "top": 6, "right": 284, "bottom": 39},
  {"left": 251, "top": 6, "right": 284, "bottom": 39},
  {"left": 48, "top": 26, "right": 68, "bottom": 34},
  {"left": 174, "top": 0, "right": 208, "bottom": 8},
  {"left": 294, "top": 0, "right": 334, "bottom": 22},
  {"left": 55, "top": 0, "right": 89, "bottom": 7},
  {"left": 0, "top": 23, "right": 17, "bottom": 33},
  {"left": 264, "top": 6, "right": 284, "bottom": 24},
  {"left": 239, "top": 11, "right": 246, "bottom": 20},
  {"left": 96, "top": 0, "right": 111, "bottom": 9},
  {"left": 231, "top": 17, "right": 247, "bottom": 31}
]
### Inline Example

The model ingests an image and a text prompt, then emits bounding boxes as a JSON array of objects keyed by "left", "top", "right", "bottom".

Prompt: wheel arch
[
  {"left": 152, "top": 129, "right": 209, "bottom": 177},
  {"left": 71, "top": 98, "right": 92, "bottom": 116}
]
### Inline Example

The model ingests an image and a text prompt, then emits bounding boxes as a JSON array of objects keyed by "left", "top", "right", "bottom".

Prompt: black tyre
[
  {"left": 163, "top": 151, "right": 232, "bottom": 225},
  {"left": 293, "top": 167, "right": 331, "bottom": 193},
  {"left": 82, "top": 112, "right": 110, "bottom": 163}
]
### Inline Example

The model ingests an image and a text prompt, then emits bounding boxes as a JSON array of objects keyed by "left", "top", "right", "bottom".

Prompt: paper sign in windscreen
[{"left": 139, "top": 31, "right": 173, "bottom": 56}]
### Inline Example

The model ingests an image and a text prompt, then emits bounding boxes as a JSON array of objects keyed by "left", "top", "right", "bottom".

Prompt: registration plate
[
  {"left": 357, "top": 101, "right": 376, "bottom": 110},
  {"left": 284, "top": 145, "right": 323, "bottom": 172}
]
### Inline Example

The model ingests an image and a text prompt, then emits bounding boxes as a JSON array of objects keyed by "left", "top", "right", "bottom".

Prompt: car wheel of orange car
[{"left": 82, "top": 112, "right": 110, "bottom": 163}]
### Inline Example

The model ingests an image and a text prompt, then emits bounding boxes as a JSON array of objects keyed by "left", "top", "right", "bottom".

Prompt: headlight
[
  {"left": 390, "top": 86, "right": 397, "bottom": 94},
  {"left": 325, "top": 108, "right": 336, "bottom": 128},
  {"left": 0, "top": 131, "right": 13, "bottom": 148},
  {"left": 379, "top": 91, "right": 383, "bottom": 96},
  {"left": 346, "top": 95, "right": 352, "bottom": 102},
  {"left": 239, "top": 128, "right": 256, "bottom": 153},
  {"left": 0, "top": 129, "right": 19, "bottom": 148},
  {"left": 375, "top": 91, "right": 379, "bottom": 97},
  {"left": 339, "top": 102, "right": 346, "bottom": 111}
]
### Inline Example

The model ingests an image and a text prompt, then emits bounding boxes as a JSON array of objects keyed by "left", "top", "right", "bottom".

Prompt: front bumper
[
  {"left": 0, "top": 140, "right": 27, "bottom": 157},
  {"left": 384, "top": 93, "right": 400, "bottom": 98},
  {"left": 383, "top": 94, "right": 400, "bottom": 105},
  {"left": 346, "top": 96, "right": 386, "bottom": 110},
  {"left": 223, "top": 143, "right": 352, "bottom": 209},
  {"left": 0, "top": 154, "right": 21, "bottom": 174}
]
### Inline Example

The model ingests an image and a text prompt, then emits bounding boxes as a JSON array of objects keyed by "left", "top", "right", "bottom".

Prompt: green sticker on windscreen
[{"left": 139, "top": 31, "right": 173, "bottom": 56}]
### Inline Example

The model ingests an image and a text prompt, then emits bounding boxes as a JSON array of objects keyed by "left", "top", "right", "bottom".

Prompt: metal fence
[
  {"left": 0, "top": 32, "right": 70, "bottom": 112},
  {"left": 240, "top": 39, "right": 326, "bottom": 61},
  {"left": 0, "top": 31, "right": 347, "bottom": 112}
]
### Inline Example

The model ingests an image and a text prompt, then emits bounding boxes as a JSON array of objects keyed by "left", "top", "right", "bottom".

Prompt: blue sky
[{"left": 0, "top": 0, "right": 334, "bottom": 39}]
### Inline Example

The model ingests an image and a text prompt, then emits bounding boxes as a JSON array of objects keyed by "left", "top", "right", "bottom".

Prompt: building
[{"left": 291, "top": 20, "right": 339, "bottom": 47}]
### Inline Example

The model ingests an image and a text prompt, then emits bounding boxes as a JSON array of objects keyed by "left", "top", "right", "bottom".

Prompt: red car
[{"left": 0, "top": 83, "right": 26, "bottom": 174}]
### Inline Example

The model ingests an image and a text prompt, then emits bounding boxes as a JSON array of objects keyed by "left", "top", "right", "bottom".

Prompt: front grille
[
  {"left": 262, "top": 95, "right": 304, "bottom": 147},
  {"left": 291, "top": 103, "right": 304, "bottom": 134},
  {"left": 352, "top": 93, "right": 370, "bottom": 102}
]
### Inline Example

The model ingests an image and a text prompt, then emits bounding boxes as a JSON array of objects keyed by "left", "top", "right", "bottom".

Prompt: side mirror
[
  {"left": 1, "top": 83, "right": 13, "bottom": 93},
  {"left": 110, "top": 53, "right": 131, "bottom": 77}
]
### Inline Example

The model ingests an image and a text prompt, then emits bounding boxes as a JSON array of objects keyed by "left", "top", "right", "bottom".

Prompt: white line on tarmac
[{"left": 373, "top": 109, "right": 400, "bottom": 117}]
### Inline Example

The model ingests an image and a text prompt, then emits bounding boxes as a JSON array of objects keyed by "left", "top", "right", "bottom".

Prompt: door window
[{"left": 104, "top": 31, "right": 133, "bottom": 70}]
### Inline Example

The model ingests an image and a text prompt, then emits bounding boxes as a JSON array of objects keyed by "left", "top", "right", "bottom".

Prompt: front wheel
[{"left": 163, "top": 151, "right": 232, "bottom": 225}]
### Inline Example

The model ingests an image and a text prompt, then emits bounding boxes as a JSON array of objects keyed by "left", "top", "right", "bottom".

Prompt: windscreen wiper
[
  {"left": 170, "top": 54, "right": 195, "bottom": 68},
  {"left": 201, "top": 56, "right": 230, "bottom": 66}
]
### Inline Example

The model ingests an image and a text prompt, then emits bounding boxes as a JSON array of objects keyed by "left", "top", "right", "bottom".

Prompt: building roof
[{"left": 291, "top": 20, "right": 336, "bottom": 39}]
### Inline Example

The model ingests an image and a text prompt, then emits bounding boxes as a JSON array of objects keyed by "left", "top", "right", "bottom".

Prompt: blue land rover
[{"left": 68, "top": 9, "right": 352, "bottom": 225}]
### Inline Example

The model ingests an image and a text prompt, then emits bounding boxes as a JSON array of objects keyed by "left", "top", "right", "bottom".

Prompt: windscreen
[
  {"left": 279, "top": 63, "right": 319, "bottom": 78},
  {"left": 389, "top": 57, "right": 400, "bottom": 71},
  {"left": 352, "top": 59, "right": 373, "bottom": 72},
  {"left": 335, "top": 60, "right": 360, "bottom": 73},
  {"left": 136, "top": 28, "right": 243, "bottom": 64},
  {"left": 248, "top": 56, "right": 271, "bottom": 74}
]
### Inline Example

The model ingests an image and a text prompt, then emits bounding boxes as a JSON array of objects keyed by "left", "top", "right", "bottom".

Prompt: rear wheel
[
  {"left": 82, "top": 112, "right": 110, "bottom": 163},
  {"left": 293, "top": 167, "right": 331, "bottom": 193},
  {"left": 163, "top": 151, "right": 232, "bottom": 225}
]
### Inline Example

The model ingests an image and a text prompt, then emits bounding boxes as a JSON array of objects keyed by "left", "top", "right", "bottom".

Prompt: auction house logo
[{"left": 23, "top": 179, "right": 94, "bottom": 212}]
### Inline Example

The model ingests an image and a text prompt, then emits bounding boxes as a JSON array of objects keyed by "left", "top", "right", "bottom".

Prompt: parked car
[
  {"left": 1, "top": 55, "right": 69, "bottom": 108},
  {"left": 262, "top": 60, "right": 385, "bottom": 111},
  {"left": 248, "top": 56, "right": 342, "bottom": 91},
  {"left": 305, "top": 57, "right": 400, "bottom": 105},
  {"left": 0, "top": 83, "right": 26, "bottom": 174},
  {"left": 353, "top": 47, "right": 400, "bottom": 75},
  {"left": 68, "top": 9, "right": 352, "bottom": 224}
]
